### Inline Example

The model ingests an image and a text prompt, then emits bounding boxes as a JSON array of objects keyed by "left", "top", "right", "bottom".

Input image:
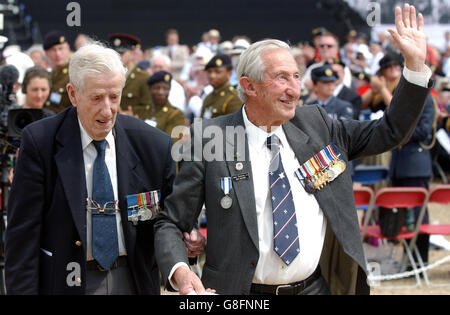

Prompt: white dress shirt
[
  {"left": 78, "top": 120, "right": 127, "bottom": 261},
  {"left": 242, "top": 107, "right": 326, "bottom": 285}
]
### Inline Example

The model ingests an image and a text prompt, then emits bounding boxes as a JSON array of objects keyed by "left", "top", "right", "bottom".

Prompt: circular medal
[
  {"left": 220, "top": 195, "right": 233, "bottom": 209},
  {"left": 303, "top": 178, "right": 316, "bottom": 194}
]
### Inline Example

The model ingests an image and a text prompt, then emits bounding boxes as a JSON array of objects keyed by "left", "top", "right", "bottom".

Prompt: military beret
[
  {"left": 43, "top": 30, "right": 68, "bottom": 50},
  {"left": 205, "top": 54, "right": 232, "bottom": 70},
  {"left": 108, "top": 33, "right": 141, "bottom": 53},
  {"left": 311, "top": 64, "right": 338, "bottom": 82},
  {"left": 147, "top": 70, "right": 172, "bottom": 86}
]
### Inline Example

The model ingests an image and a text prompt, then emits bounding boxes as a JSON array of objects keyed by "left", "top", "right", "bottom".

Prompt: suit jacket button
[
  {"left": 418, "top": 148, "right": 423, "bottom": 152},
  {"left": 75, "top": 241, "right": 82, "bottom": 246},
  {"left": 250, "top": 261, "right": 256, "bottom": 268}
]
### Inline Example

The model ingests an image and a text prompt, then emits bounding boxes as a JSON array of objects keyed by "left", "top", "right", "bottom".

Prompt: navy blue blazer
[
  {"left": 389, "top": 94, "right": 436, "bottom": 179},
  {"left": 5, "top": 107, "right": 176, "bottom": 294},
  {"left": 306, "top": 96, "right": 354, "bottom": 120}
]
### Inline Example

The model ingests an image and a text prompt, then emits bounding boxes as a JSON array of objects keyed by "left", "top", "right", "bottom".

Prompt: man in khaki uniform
[
  {"left": 200, "top": 54, "right": 242, "bottom": 119},
  {"left": 136, "top": 71, "right": 185, "bottom": 142},
  {"left": 44, "top": 30, "right": 72, "bottom": 113},
  {"left": 108, "top": 33, "right": 150, "bottom": 114}
]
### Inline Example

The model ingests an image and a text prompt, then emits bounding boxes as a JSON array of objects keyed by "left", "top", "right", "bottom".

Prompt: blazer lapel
[
  {"left": 282, "top": 120, "right": 342, "bottom": 240},
  {"left": 54, "top": 108, "right": 87, "bottom": 246},
  {"left": 224, "top": 110, "right": 259, "bottom": 250}
]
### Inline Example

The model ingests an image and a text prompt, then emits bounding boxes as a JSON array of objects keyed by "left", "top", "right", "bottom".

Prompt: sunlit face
[
  {"left": 45, "top": 42, "right": 70, "bottom": 68},
  {"left": 247, "top": 49, "right": 301, "bottom": 127},
  {"left": 150, "top": 82, "right": 170, "bottom": 106},
  {"left": 25, "top": 77, "right": 50, "bottom": 109},
  {"left": 207, "top": 67, "right": 231, "bottom": 89},
  {"left": 68, "top": 73, "right": 123, "bottom": 141}
]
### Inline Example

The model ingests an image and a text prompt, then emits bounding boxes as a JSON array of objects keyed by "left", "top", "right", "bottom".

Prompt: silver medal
[{"left": 220, "top": 195, "right": 233, "bottom": 209}]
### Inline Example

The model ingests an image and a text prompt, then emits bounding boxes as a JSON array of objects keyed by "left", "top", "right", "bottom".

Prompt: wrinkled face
[
  {"left": 45, "top": 43, "right": 70, "bottom": 68},
  {"left": 250, "top": 49, "right": 301, "bottom": 126},
  {"left": 68, "top": 73, "right": 123, "bottom": 141},
  {"left": 206, "top": 67, "right": 231, "bottom": 88},
  {"left": 318, "top": 35, "right": 339, "bottom": 63},
  {"left": 150, "top": 82, "right": 170, "bottom": 106},
  {"left": 25, "top": 77, "right": 51, "bottom": 109}
]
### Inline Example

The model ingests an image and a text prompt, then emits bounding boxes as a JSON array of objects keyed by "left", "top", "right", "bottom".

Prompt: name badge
[{"left": 126, "top": 190, "right": 161, "bottom": 225}]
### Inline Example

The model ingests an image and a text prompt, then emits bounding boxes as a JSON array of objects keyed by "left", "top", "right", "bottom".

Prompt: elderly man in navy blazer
[
  {"left": 154, "top": 4, "right": 433, "bottom": 295},
  {"left": 4, "top": 42, "right": 202, "bottom": 295}
]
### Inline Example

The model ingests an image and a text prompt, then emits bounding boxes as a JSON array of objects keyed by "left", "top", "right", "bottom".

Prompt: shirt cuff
[
  {"left": 168, "top": 262, "right": 190, "bottom": 291},
  {"left": 402, "top": 65, "right": 432, "bottom": 88}
]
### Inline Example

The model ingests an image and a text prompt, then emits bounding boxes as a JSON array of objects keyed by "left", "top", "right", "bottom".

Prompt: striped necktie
[{"left": 267, "top": 135, "right": 300, "bottom": 265}]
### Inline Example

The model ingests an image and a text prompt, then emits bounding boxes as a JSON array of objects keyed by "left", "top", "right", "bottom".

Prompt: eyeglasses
[
  {"left": 87, "top": 198, "right": 119, "bottom": 215},
  {"left": 319, "top": 44, "right": 336, "bottom": 49}
]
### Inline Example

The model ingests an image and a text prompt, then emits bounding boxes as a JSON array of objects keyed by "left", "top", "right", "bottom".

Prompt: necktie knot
[
  {"left": 93, "top": 139, "right": 107, "bottom": 154},
  {"left": 266, "top": 135, "right": 280, "bottom": 150}
]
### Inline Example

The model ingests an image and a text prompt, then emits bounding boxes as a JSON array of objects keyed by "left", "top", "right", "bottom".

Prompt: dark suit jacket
[
  {"left": 5, "top": 107, "right": 175, "bottom": 294},
  {"left": 336, "top": 85, "right": 363, "bottom": 120},
  {"left": 154, "top": 76, "right": 431, "bottom": 295}
]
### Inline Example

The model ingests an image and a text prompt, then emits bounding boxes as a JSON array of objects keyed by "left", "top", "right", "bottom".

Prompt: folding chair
[
  {"left": 353, "top": 186, "right": 375, "bottom": 240},
  {"left": 364, "top": 187, "right": 429, "bottom": 288},
  {"left": 352, "top": 165, "right": 389, "bottom": 186},
  {"left": 410, "top": 184, "right": 450, "bottom": 286}
]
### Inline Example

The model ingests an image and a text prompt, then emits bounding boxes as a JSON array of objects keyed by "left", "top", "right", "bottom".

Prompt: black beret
[
  {"left": 205, "top": 54, "right": 232, "bottom": 70},
  {"left": 311, "top": 64, "right": 338, "bottom": 82},
  {"left": 43, "top": 30, "right": 68, "bottom": 50},
  {"left": 147, "top": 71, "right": 172, "bottom": 86},
  {"left": 378, "top": 54, "right": 402, "bottom": 72},
  {"left": 108, "top": 33, "right": 141, "bottom": 53}
]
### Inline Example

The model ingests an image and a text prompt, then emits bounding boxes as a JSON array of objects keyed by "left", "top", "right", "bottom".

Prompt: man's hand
[
  {"left": 172, "top": 265, "right": 216, "bottom": 295},
  {"left": 388, "top": 3, "right": 427, "bottom": 72},
  {"left": 183, "top": 229, "right": 206, "bottom": 258}
]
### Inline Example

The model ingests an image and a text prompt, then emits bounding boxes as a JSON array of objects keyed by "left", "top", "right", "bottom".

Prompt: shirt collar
[
  {"left": 242, "top": 105, "right": 287, "bottom": 152},
  {"left": 78, "top": 118, "right": 114, "bottom": 151}
]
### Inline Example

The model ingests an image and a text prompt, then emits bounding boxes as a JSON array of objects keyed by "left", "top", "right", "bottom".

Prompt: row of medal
[
  {"left": 219, "top": 143, "right": 346, "bottom": 204},
  {"left": 126, "top": 190, "right": 161, "bottom": 225}
]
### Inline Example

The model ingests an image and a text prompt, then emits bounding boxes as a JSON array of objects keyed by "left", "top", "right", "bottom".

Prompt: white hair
[
  {"left": 236, "top": 39, "right": 291, "bottom": 102},
  {"left": 69, "top": 42, "right": 127, "bottom": 91}
]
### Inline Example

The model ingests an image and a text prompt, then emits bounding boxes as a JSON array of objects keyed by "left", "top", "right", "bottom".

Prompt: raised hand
[{"left": 388, "top": 3, "right": 427, "bottom": 72}]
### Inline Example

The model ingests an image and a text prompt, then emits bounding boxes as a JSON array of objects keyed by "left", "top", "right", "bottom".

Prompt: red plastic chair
[
  {"left": 353, "top": 186, "right": 375, "bottom": 240},
  {"left": 412, "top": 184, "right": 450, "bottom": 286},
  {"left": 364, "top": 187, "right": 429, "bottom": 288}
]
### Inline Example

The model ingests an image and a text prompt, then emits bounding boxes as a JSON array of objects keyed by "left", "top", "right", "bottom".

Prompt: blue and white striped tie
[{"left": 267, "top": 135, "right": 300, "bottom": 265}]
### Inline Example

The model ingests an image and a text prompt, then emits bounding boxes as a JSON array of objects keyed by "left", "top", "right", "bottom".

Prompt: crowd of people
[{"left": 0, "top": 3, "right": 448, "bottom": 295}]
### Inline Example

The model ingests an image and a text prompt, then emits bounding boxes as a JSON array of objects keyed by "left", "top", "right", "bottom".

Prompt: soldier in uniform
[
  {"left": 136, "top": 71, "right": 186, "bottom": 142},
  {"left": 108, "top": 33, "right": 150, "bottom": 114},
  {"left": 200, "top": 54, "right": 242, "bottom": 119},
  {"left": 43, "top": 30, "right": 72, "bottom": 113}
]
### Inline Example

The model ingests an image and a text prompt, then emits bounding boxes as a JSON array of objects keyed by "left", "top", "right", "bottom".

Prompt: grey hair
[
  {"left": 69, "top": 41, "right": 127, "bottom": 91},
  {"left": 236, "top": 39, "right": 291, "bottom": 102}
]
